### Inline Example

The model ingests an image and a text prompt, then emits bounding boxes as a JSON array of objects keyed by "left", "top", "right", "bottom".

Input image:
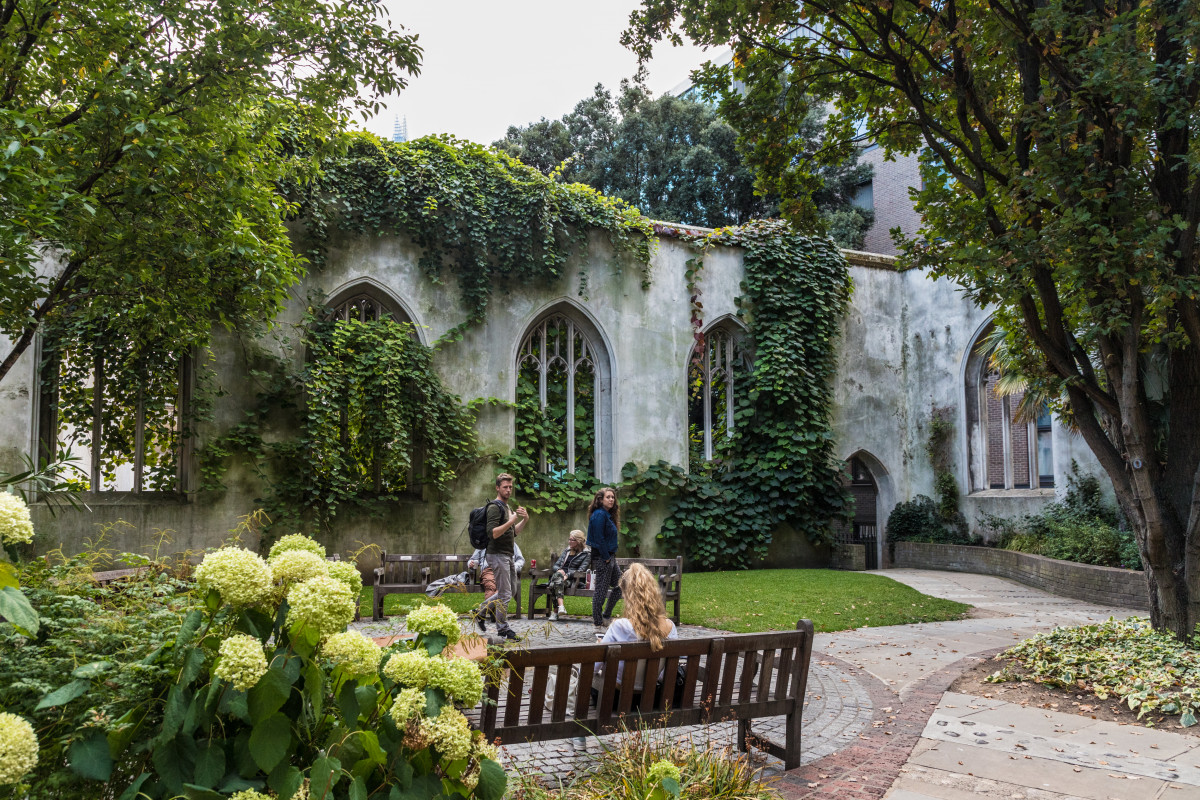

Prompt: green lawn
[{"left": 364, "top": 569, "right": 969, "bottom": 633}]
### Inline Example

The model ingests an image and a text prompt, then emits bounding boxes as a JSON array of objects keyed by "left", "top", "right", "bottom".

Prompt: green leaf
[
  {"left": 153, "top": 734, "right": 198, "bottom": 794},
  {"left": 349, "top": 776, "right": 368, "bottom": 800},
  {"left": 423, "top": 687, "right": 445, "bottom": 718},
  {"left": 309, "top": 755, "right": 342, "bottom": 800},
  {"left": 35, "top": 679, "right": 88, "bottom": 710},
  {"left": 118, "top": 774, "right": 152, "bottom": 800},
  {"left": 0, "top": 585, "right": 39, "bottom": 636},
  {"left": 176, "top": 608, "right": 204, "bottom": 648},
  {"left": 1182, "top": 710, "right": 1196, "bottom": 728},
  {"left": 193, "top": 739, "right": 226, "bottom": 789},
  {"left": 473, "top": 759, "right": 507, "bottom": 800},
  {"left": 249, "top": 712, "right": 292, "bottom": 772},
  {"left": 0, "top": 562, "right": 18, "bottom": 590},
  {"left": 183, "top": 784, "right": 224, "bottom": 800},
  {"left": 337, "top": 681, "right": 360, "bottom": 727},
  {"left": 248, "top": 667, "right": 292, "bottom": 723},
  {"left": 302, "top": 661, "right": 324, "bottom": 718},
  {"left": 72, "top": 661, "right": 113, "bottom": 679},
  {"left": 354, "top": 684, "right": 378, "bottom": 718},
  {"left": 421, "top": 632, "right": 449, "bottom": 656},
  {"left": 69, "top": 730, "right": 113, "bottom": 781},
  {"left": 268, "top": 763, "right": 303, "bottom": 799}
]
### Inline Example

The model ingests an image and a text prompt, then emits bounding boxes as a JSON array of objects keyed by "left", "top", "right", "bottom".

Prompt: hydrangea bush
[
  {"left": 0, "top": 492, "right": 34, "bottom": 547},
  {"left": 6, "top": 533, "right": 505, "bottom": 800}
]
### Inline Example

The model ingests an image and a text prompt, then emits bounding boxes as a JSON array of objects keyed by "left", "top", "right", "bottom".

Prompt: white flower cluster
[
  {"left": 421, "top": 706, "right": 472, "bottom": 760},
  {"left": 427, "top": 656, "right": 483, "bottom": 707},
  {"left": 0, "top": 712, "right": 38, "bottom": 785},
  {"left": 0, "top": 493, "right": 34, "bottom": 547},
  {"left": 326, "top": 561, "right": 363, "bottom": 595},
  {"left": 229, "top": 791, "right": 272, "bottom": 800},
  {"left": 214, "top": 634, "right": 268, "bottom": 691},
  {"left": 269, "top": 550, "right": 327, "bottom": 588},
  {"left": 382, "top": 649, "right": 431, "bottom": 688},
  {"left": 286, "top": 576, "right": 356, "bottom": 637},
  {"left": 194, "top": 547, "right": 273, "bottom": 607},
  {"left": 268, "top": 533, "right": 326, "bottom": 561},
  {"left": 322, "top": 631, "right": 381, "bottom": 679},
  {"left": 388, "top": 686, "right": 426, "bottom": 726},
  {"left": 405, "top": 604, "right": 461, "bottom": 646}
]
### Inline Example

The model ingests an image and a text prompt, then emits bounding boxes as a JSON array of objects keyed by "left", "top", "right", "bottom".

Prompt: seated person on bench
[
  {"left": 594, "top": 563, "right": 679, "bottom": 701},
  {"left": 547, "top": 529, "right": 591, "bottom": 621}
]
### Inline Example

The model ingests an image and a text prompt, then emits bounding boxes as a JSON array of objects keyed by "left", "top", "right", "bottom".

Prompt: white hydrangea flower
[
  {"left": 229, "top": 791, "right": 272, "bottom": 800},
  {"left": 420, "top": 706, "right": 472, "bottom": 760},
  {"left": 322, "top": 631, "right": 381, "bottom": 679},
  {"left": 405, "top": 604, "right": 461, "bottom": 646},
  {"left": 194, "top": 547, "right": 273, "bottom": 607},
  {"left": 286, "top": 576, "right": 356, "bottom": 637},
  {"left": 382, "top": 649, "right": 431, "bottom": 688},
  {"left": 214, "top": 634, "right": 268, "bottom": 691},
  {"left": 0, "top": 712, "right": 38, "bottom": 785},
  {"left": 270, "top": 550, "right": 328, "bottom": 588},
  {"left": 0, "top": 493, "right": 34, "bottom": 547},
  {"left": 427, "top": 656, "right": 483, "bottom": 707},
  {"left": 326, "top": 560, "right": 363, "bottom": 595},
  {"left": 268, "top": 534, "right": 326, "bottom": 562},
  {"left": 389, "top": 686, "right": 426, "bottom": 726}
]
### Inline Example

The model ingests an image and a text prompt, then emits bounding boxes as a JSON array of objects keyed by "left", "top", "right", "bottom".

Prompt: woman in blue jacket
[{"left": 586, "top": 486, "right": 622, "bottom": 629}]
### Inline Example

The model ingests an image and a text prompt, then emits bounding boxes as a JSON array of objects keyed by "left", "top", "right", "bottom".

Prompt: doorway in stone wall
[{"left": 846, "top": 456, "right": 879, "bottom": 569}]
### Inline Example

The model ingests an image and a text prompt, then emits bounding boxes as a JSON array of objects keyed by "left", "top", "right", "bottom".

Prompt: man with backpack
[{"left": 472, "top": 473, "right": 527, "bottom": 641}]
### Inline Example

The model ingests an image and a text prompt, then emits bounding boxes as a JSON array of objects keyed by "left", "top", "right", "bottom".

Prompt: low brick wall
[{"left": 893, "top": 541, "right": 1150, "bottom": 611}]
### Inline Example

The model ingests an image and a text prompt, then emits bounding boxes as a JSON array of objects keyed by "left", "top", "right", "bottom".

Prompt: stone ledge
[{"left": 893, "top": 542, "right": 1149, "bottom": 610}]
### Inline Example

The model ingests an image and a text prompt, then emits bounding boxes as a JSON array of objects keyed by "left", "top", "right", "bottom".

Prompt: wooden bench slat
[{"left": 527, "top": 665, "right": 550, "bottom": 725}]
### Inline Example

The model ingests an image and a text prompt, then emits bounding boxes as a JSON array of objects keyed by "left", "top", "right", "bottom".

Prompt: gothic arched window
[
  {"left": 516, "top": 311, "right": 612, "bottom": 481},
  {"left": 687, "top": 322, "right": 750, "bottom": 467}
]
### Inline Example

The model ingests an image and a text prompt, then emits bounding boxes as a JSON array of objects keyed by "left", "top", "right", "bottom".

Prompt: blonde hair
[
  {"left": 568, "top": 529, "right": 585, "bottom": 545},
  {"left": 619, "top": 563, "right": 671, "bottom": 651}
]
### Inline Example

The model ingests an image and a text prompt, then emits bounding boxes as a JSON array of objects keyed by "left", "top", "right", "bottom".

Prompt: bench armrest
[{"left": 373, "top": 567, "right": 385, "bottom": 583}]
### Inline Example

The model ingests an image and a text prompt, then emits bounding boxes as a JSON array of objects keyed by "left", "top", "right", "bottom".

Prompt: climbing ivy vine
[{"left": 632, "top": 221, "right": 853, "bottom": 569}]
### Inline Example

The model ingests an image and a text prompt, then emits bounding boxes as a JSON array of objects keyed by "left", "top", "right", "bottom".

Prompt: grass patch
[
  {"left": 364, "top": 569, "right": 968, "bottom": 633},
  {"left": 989, "top": 617, "right": 1200, "bottom": 726}
]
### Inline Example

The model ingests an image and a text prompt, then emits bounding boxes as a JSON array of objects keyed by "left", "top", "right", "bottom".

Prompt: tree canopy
[
  {"left": 493, "top": 79, "right": 874, "bottom": 244},
  {"left": 0, "top": 0, "right": 422, "bottom": 384},
  {"left": 626, "top": 0, "right": 1200, "bottom": 636}
]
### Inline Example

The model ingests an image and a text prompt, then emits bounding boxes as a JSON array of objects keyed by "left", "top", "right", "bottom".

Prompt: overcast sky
[{"left": 357, "top": 1, "right": 714, "bottom": 146}]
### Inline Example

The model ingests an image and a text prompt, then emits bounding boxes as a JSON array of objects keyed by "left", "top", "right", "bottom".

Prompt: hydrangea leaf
[
  {"left": 68, "top": 729, "right": 113, "bottom": 781},
  {"left": 0, "top": 585, "right": 38, "bottom": 636}
]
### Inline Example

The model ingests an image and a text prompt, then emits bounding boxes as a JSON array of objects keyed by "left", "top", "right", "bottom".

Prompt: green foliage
[
  {"left": 508, "top": 723, "right": 776, "bottom": 800},
  {"left": 989, "top": 618, "right": 1200, "bottom": 726},
  {"left": 623, "top": 0, "right": 1200, "bottom": 635},
  {"left": 981, "top": 465, "right": 1139, "bottom": 570},
  {"left": 886, "top": 496, "right": 973, "bottom": 547},
  {"left": 656, "top": 222, "right": 852, "bottom": 569},
  {"left": 0, "top": 0, "right": 421, "bottom": 384},
  {"left": 289, "top": 134, "right": 655, "bottom": 337},
  {"left": 202, "top": 314, "right": 480, "bottom": 532},
  {"left": 0, "top": 555, "right": 193, "bottom": 798},
  {"left": 924, "top": 406, "right": 964, "bottom": 523},
  {"left": 494, "top": 79, "right": 873, "bottom": 247}
]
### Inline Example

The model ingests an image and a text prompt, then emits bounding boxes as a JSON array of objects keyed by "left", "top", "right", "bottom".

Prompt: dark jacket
[
  {"left": 586, "top": 508, "right": 618, "bottom": 562},
  {"left": 552, "top": 547, "right": 591, "bottom": 576}
]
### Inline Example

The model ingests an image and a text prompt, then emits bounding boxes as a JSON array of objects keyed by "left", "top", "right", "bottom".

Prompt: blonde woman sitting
[{"left": 595, "top": 562, "right": 678, "bottom": 701}]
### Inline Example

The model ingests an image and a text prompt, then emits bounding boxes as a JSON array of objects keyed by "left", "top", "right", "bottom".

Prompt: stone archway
[{"left": 846, "top": 455, "right": 880, "bottom": 569}]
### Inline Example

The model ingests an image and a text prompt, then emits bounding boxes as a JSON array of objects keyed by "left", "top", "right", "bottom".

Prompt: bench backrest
[
  {"left": 615, "top": 556, "right": 682, "bottom": 594},
  {"left": 378, "top": 553, "right": 474, "bottom": 586},
  {"left": 481, "top": 619, "right": 813, "bottom": 744}
]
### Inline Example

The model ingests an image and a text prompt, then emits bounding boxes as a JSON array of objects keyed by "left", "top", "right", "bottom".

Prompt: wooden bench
[
  {"left": 373, "top": 553, "right": 522, "bottom": 621},
  {"left": 526, "top": 556, "right": 682, "bottom": 623},
  {"left": 479, "top": 619, "right": 814, "bottom": 769}
]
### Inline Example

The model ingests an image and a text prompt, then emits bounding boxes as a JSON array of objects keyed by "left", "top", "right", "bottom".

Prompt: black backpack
[{"left": 467, "top": 500, "right": 505, "bottom": 550}]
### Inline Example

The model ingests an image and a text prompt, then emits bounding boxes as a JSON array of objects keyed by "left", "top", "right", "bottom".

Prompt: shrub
[
  {"left": 886, "top": 495, "right": 972, "bottom": 548},
  {"left": 0, "top": 533, "right": 507, "bottom": 800}
]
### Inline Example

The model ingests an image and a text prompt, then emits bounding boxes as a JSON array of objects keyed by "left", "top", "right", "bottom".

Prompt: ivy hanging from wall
[{"left": 620, "top": 221, "right": 854, "bottom": 569}]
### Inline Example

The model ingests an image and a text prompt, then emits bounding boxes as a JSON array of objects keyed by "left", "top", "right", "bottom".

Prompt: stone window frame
[
  {"left": 34, "top": 338, "right": 193, "bottom": 497},
  {"left": 963, "top": 321, "right": 1055, "bottom": 492},
  {"left": 321, "top": 280, "right": 425, "bottom": 497},
  {"left": 514, "top": 303, "right": 614, "bottom": 483},
  {"left": 686, "top": 316, "right": 750, "bottom": 469}
]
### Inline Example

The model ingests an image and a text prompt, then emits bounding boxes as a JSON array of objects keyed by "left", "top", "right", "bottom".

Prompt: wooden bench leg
[
  {"left": 738, "top": 719, "right": 751, "bottom": 754},
  {"left": 373, "top": 589, "right": 383, "bottom": 621}
]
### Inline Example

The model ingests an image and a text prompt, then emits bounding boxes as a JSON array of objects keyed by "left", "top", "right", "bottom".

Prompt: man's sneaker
[
  {"left": 557, "top": 603, "right": 567, "bottom": 615},
  {"left": 473, "top": 610, "right": 487, "bottom": 632},
  {"left": 548, "top": 611, "right": 559, "bottom": 622},
  {"left": 499, "top": 629, "right": 519, "bottom": 641}
]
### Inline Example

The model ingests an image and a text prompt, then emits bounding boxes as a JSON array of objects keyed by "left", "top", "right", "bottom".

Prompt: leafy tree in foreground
[
  {"left": 625, "top": 0, "right": 1200, "bottom": 636},
  {"left": 0, "top": 0, "right": 422, "bottom": 384},
  {"left": 494, "top": 79, "right": 873, "bottom": 242}
]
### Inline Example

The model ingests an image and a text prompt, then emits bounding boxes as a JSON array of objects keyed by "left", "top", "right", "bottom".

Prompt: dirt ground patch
[{"left": 950, "top": 654, "right": 1200, "bottom": 736}]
